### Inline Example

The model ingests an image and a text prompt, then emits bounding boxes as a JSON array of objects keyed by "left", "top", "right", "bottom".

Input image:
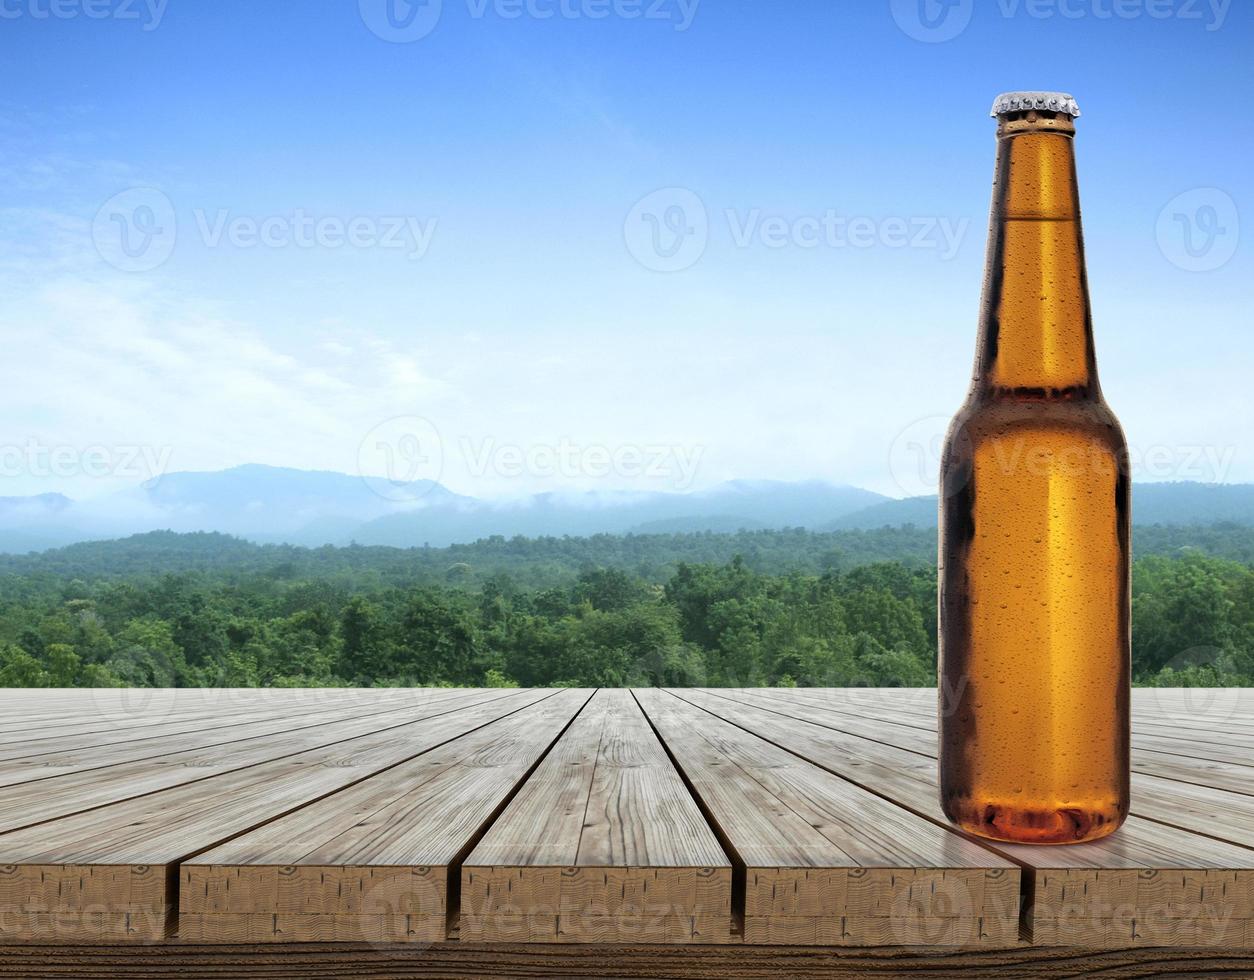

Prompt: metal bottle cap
[{"left": 990, "top": 92, "right": 1081, "bottom": 118}]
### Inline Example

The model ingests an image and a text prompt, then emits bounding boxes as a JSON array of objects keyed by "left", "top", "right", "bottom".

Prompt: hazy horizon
[
  {"left": 2, "top": 3, "right": 1250, "bottom": 502},
  {"left": 4, "top": 460, "right": 1252, "bottom": 509}
]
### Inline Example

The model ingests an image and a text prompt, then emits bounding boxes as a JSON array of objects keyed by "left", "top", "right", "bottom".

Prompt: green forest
[{"left": 0, "top": 525, "right": 1251, "bottom": 689}]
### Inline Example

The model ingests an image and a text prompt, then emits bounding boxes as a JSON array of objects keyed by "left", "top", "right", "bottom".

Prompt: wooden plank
[
  {"left": 461, "top": 689, "right": 732, "bottom": 944},
  {"left": 0, "top": 688, "right": 429, "bottom": 760},
  {"left": 0, "top": 689, "right": 558, "bottom": 944},
  {"left": 0, "top": 688, "right": 484, "bottom": 784},
  {"left": 2, "top": 686, "right": 1250, "bottom": 954},
  {"left": 678, "top": 689, "right": 1254, "bottom": 948},
  {"left": 1, "top": 941, "right": 1254, "bottom": 978},
  {"left": 0, "top": 688, "right": 375, "bottom": 736},
  {"left": 740, "top": 686, "right": 1254, "bottom": 815},
  {"left": 0, "top": 702, "right": 255, "bottom": 746},
  {"left": 715, "top": 689, "right": 1254, "bottom": 944},
  {"left": 752, "top": 686, "right": 1254, "bottom": 722},
  {"left": 632, "top": 689, "right": 1019, "bottom": 946},
  {"left": 1132, "top": 686, "right": 1254, "bottom": 716},
  {"left": 750, "top": 689, "right": 1254, "bottom": 832},
  {"left": 761, "top": 686, "right": 1254, "bottom": 750},
  {"left": 1119, "top": 747, "right": 1254, "bottom": 796},
  {"left": 179, "top": 689, "right": 593, "bottom": 943},
  {"left": 0, "top": 690, "right": 518, "bottom": 833},
  {"left": 0, "top": 689, "right": 476, "bottom": 751}
]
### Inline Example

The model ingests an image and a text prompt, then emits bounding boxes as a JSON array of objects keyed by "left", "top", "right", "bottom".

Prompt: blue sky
[{"left": 0, "top": 0, "right": 1250, "bottom": 499}]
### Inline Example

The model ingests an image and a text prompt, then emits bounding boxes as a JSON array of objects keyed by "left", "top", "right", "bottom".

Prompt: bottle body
[{"left": 938, "top": 104, "right": 1130, "bottom": 845}]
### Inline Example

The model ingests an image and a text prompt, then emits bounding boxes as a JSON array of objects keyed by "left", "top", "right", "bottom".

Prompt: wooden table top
[{"left": 0, "top": 686, "right": 1250, "bottom": 975}]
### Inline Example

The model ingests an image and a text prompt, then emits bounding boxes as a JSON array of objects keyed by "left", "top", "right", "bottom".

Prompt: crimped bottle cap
[{"left": 990, "top": 92, "right": 1081, "bottom": 118}]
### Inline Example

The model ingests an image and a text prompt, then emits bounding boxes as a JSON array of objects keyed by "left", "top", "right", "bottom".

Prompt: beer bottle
[{"left": 938, "top": 92, "right": 1130, "bottom": 845}]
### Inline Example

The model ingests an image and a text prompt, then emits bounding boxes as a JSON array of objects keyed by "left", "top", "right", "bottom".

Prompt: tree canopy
[{"left": 0, "top": 527, "right": 1250, "bottom": 689}]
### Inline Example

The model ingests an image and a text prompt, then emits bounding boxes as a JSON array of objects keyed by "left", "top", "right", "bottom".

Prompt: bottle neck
[{"left": 973, "top": 119, "right": 1099, "bottom": 400}]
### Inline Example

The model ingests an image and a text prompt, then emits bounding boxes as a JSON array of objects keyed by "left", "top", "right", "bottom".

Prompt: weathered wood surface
[
  {"left": 0, "top": 690, "right": 510, "bottom": 831},
  {"left": 462, "top": 689, "right": 732, "bottom": 943},
  {"left": 0, "top": 689, "right": 418, "bottom": 750},
  {"left": 0, "top": 689, "right": 554, "bottom": 942},
  {"left": 0, "top": 686, "right": 1251, "bottom": 973},
  {"left": 681, "top": 689, "right": 1254, "bottom": 947},
  {"left": 180, "top": 689, "right": 592, "bottom": 943},
  {"left": 0, "top": 942, "right": 1250, "bottom": 978},
  {"left": 632, "top": 690, "right": 1020, "bottom": 946},
  {"left": 0, "top": 688, "right": 468, "bottom": 773}
]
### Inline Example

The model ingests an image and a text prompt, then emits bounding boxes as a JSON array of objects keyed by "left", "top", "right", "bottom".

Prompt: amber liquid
[{"left": 938, "top": 116, "right": 1130, "bottom": 845}]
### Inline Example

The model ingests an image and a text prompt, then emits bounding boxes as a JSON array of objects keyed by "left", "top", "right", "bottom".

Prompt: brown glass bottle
[{"left": 938, "top": 93, "right": 1130, "bottom": 845}]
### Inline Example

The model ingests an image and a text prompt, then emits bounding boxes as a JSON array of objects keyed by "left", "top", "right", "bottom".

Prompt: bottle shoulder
[
  {"left": 946, "top": 396, "right": 1127, "bottom": 453},
  {"left": 952, "top": 393, "right": 1123, "bottom": 429}
]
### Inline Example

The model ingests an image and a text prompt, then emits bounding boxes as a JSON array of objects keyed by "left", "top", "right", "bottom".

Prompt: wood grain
[
  {"left": 0, "top": 688, "right": 471, "bottom": 778},
  {"left": 633, "top": 689, "right": 1020, "bottom": 946},
  {"left": 179, "top": 689, "right": 592, "bottom": 943},
  {"left": 2, "top": 686, "right": 1252, "bottom": 960},
  {"left": 0, "top": 942, "right": 1252, "bottom": 978},
  {"left": 678, "top": 689, "right": 1254, "bottom": 948},
  {"left": 462, "top": 689, "right": 732, "bottom": 943},
  {"left": 0, "top": 690, "right": 511, "bottom": 832},
  {"left": 0, "top": 689, "right": 556, "bottom": 943}
]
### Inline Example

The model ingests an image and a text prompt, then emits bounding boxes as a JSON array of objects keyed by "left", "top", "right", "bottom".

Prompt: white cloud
[
  {"left": 1, "top": 136, "right": 1247, "bottom": 505},
  {"left": 0, "top": 264, "right": 454, "bottom": 497}
]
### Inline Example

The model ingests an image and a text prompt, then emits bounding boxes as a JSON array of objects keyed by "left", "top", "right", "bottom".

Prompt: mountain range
[{"left": 0, "top": 465, "right": 1252, "bottom": 554}]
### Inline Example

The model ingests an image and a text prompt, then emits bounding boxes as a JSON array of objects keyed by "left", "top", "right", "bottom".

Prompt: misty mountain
[
  {"left": 0, "top": 468, "right": 884, "bottom": 552},
  {"left": 0, "top": 494, "right": 77, "bottom": 553},
  {"left": 136, "top": 465, "right": 468, "bottom": 538},
  {"left": 827, "top": 495, "right": 939, "bottom": 531},
  {"left": 334, "top": 480, "right": 886, "bottom": 547},
  {"left": 827, "top": 482, "right": 1254, "bottom": 531},
  {"left": 0, "top": 493, "right": 72, "bottom": 516},
  {"left": 0, "top": 467, "right": 1251, "bottom": 554}
]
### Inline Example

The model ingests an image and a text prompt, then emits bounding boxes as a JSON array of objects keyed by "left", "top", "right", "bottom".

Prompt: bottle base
[{"left": 943, "top": 798, "right": 1126, "bottom": 845}]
